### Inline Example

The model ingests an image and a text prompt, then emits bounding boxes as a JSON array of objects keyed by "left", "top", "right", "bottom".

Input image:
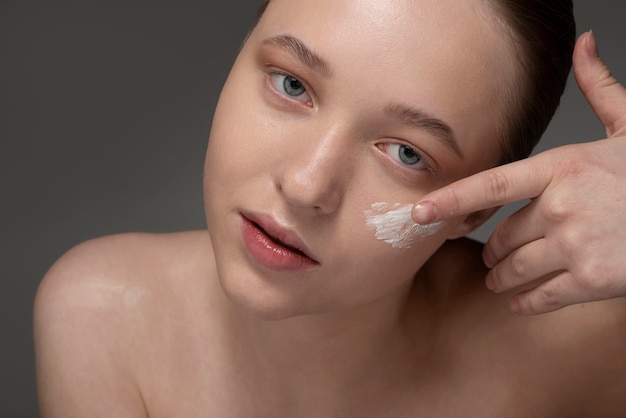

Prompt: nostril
[
  {"left": 276, "top": 174, "right": 342, "bottom": 214},
  {"left": 272, "top": 141, "right": 347, "bottom": 214}
]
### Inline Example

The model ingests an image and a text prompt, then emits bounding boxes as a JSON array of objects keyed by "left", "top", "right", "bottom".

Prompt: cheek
[
  {"left": 331, "top": 234, "right": 441, "bottom": 305},
  {"left": 330, "top": 202, "right": 450, "bottom": 293},
  {"left": 348, "top": 196, "right": 464, "bottom": 274},
  {"left": 359, "top": 219, "right": 446, "bottom": 268},
  {"left": 204, "top": 82, "right": 275, "bottom": 190},
  {"left": 363, "top": 202, "right": 448, "bottom": 249}
]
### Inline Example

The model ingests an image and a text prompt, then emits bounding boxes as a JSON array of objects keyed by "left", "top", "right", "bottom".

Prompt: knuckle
[
  {"left": 517, "top": 294, "right": 538, "bottom": 314},
  {"left": 509, "top": 252, "right": 528, "bottom": 277},
  {"left": 573, "top": 260, "right": 613, "bottom": 299},
  {"left": 556, "top": 228, "right": 583, "bottom": 255},
  {"left": 443, "top": 186, "right": 462, "bottom": 218},
  {"left": 575, "top": 259, "right": 599, "bottom": 284},
  {"left": 538, "top": 158, "right": 588, "bottom": 223},
  {"left": 492, "top": 219, "right": 515, "bottom": 253},
  {"left": 537, "top": 286, "right": 561, "bottom": 310},
  {"left": 540, "top": 195, "right": 570, "bottom": 222},
  {"left": 486, "top": 171, "right": 510, "bottom": 204},
  {"left": 594, "top": 65, "right": 618, "bottom": 92},
  {"left": 520, "top": 283, "right": 561, "bottom": 314}
]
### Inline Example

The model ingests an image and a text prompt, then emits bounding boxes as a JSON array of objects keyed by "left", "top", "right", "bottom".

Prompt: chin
[
  {"left": 216, "top": 269, "right": 320, "bottom": 321},
  {"left": 228, "top": 292, "right": 314, "bottom": 322}
]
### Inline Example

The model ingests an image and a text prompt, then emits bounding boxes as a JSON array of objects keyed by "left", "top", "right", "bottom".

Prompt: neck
[{"left": 224, "top": 277, "right": 440, "bottom": 409}]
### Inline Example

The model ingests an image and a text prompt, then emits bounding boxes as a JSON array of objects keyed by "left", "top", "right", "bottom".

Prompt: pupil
[
  {"left": 284, "top": 76, "right": 304, "bottom": 96},
  {"left": 400, "top": 146, "right": 420, "bottom": 164}
]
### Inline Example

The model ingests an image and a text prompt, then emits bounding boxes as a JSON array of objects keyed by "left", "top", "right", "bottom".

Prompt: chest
[{"left": 138, "top": 343, "right": 577, "bottom": 418}]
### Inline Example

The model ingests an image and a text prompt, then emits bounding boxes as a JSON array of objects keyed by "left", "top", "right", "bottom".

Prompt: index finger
[{"left": 412, "top": 153, "right": 553, "bottom": 223}]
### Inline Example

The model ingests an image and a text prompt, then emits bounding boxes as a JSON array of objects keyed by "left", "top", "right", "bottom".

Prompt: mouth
[
  {"left": 252, "top": 220, "right": 309, "bottom": 257},
  {"left": 240, "top": 212, "right": 320, "bottom": 272}
]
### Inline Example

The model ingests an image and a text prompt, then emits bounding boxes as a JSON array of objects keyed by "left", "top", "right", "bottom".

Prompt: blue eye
[
  {"left": 386, "top": 143, "right": 427, "bottom": 170},
  {"left": 270, "top": 73, "right": 310, "bottom": 102}
]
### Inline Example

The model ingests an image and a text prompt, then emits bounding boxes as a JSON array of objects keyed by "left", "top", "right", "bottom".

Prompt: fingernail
[
  {"left": 412, "top": 201, "right": 438, "bottom": 224},
  {"left": 586, "top": 30, "right": 599, "bottom": 58}
]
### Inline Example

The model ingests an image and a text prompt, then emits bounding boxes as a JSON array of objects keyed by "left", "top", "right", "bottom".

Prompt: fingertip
[
  {"left": 412, "top": 201, "right": 438, "bottom": 224},
  {"left": 482, "top": 245, "right": 496, "bottom": 269},
  {"left": 485, "top": 271, "right": 496, "bottom": 291},
  {"left": 510, "top": 296, "right": 522, "bottom": 315},
  {"left": 573, "top": 30, "right": 599, "bottom": 69},
  {"left": 511, "top": 291, "right": 558, "bottom": 316},
  {"left": 510, "top": 293, "right": 545, "bottom": 315},
  {"left": 585, "top": 30, "right": 599, "bottom": 58}
]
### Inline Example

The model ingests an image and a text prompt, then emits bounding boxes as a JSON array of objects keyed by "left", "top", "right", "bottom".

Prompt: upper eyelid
[
  {"left": 265, "top": 67, "right": 315, "bottom": 104},
  {"left": 262, "top": 71, "right": 439, "bottom": 170},
  {"left": 378, "top": 140, "right": 438, "bottom": 174},
  {"left": 259, "top": 58, "right": 439, "bottom": 172},
  {"left": 374, "top": 143, "right": 436, "bottom": 184},
  {"left": 394, "top": 143, "right": 430, "bottom": 171}
]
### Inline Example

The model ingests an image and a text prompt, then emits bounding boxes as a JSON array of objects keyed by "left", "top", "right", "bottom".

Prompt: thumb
[{"left": 573, "top": 31, "right": 626, "bottom": 137}]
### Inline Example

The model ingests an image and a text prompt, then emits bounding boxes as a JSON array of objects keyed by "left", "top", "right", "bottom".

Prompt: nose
[{"left": 274, "top": 124, "right": 351, "bottom": 215}]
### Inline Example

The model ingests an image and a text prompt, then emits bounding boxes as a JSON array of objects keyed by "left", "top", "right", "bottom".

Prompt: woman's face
[{"left": 204, "top": 0, "right": 518, "bottom": 319}]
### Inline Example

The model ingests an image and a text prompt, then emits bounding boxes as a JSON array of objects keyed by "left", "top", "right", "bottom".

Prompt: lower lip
[{"left": 240, "top": 216, "right": 319, "bottom": 272}]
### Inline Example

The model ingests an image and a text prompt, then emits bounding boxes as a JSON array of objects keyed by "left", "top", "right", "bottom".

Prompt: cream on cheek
[{"left": 364, "top": 202, "right": 446, "bottom": 249}]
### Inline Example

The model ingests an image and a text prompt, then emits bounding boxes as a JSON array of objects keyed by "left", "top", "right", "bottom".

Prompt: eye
[
  {"left": 270, "top": 73, "right": 310, "bottom": 103},
  {"left": 385, "top": 143, "right": 427, "bottom": 170}
]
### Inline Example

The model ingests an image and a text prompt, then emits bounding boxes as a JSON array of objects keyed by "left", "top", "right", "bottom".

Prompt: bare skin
[
  {"left": 413, "top": 32, "right": 626, "bottom": 315},
  {"left": 35, "top": 232, "right": 626, "bottom": 417},
  {"left": 34, "top": 0, "right": 626, "bottom": 416}
]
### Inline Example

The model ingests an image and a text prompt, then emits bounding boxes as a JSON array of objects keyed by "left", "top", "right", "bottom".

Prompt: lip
[{"left": 240, "top": 212, "right": 320, "bottom": 272}]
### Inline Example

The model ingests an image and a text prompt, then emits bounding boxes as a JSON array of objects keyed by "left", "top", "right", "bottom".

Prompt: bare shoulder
[
  {"left": 34, "top": 231, "right": 215, "bottom": 417},
  {"left": 35, "top": 231, "right": 215, "bottom": 325},
  {"left": 425, "top": 238, "right": 626, "bottom": 413},
  {"left": 41, "top": 229, "right": 213, "bottom": 278},
  {"left": 528, "top": 296, "right": 626, "bottom": 412}
]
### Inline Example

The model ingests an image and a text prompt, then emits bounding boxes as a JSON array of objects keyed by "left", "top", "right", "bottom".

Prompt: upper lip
[{"left": 242, "top": 211, "right": 319, "bottom": 263}]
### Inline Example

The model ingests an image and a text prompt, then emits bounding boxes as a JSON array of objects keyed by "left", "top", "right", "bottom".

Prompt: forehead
[{"left": 252, "top": 0, "right": 518, "bottom": 169}]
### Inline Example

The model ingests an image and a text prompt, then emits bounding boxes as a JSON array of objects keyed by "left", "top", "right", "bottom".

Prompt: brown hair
[
  {"left": 257, "top": 0, "right": 270, "bottom": 22},
  {"left": 486, "top": 0, "right": 575, "bottom": 164},
  {"left": 253, "top": 0, "right": 575, "bottom": 165}
]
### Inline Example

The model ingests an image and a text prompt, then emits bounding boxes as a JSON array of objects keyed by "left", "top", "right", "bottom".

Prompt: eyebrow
[
  {"left": 385, "top": 103, "right": 463, "bottom": 159},
  {"left": 261, "top": 34, "right": 333, "bottom": 78},
  {"left": 261, "top": 35, "right": 462, "bottom": 159}
]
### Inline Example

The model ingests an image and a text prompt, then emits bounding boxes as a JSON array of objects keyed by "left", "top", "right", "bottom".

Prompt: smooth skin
[
  {"left": 34, "top": 234, "right": 626, "bottom": 417},
  {"left": 34, "top": 1, "right": 626, "bottom": 417},
  {"left": 413, "top": 31, "right": 626, "bottom": 315}
]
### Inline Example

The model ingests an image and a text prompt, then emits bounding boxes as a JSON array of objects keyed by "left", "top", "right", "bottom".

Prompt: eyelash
[
  {"left": 376, "top": 142, "right": 435, "bottom": 177},
  {"left": 265, "top": 69, "right": 314, "bottom": 107},
  {"left": 262, "top": 66, "right": 436, "bottom": 178}
]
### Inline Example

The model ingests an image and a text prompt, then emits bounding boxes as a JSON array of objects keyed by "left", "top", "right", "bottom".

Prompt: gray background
[{"left": 1, "top": 1, "right": 624, "bottom": 416}]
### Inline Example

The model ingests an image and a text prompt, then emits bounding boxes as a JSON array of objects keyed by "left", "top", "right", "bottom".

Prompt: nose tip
[
  {"left": 273, "top": 122, "right": 352, "bottom": 215},
  {"left": 276, "top": 165, "right": 343, "bottom": 215}
]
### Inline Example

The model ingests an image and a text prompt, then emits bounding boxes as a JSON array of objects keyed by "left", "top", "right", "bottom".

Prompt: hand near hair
[{"left": 412, "top": 31, "right": 626, "bottom": 315}]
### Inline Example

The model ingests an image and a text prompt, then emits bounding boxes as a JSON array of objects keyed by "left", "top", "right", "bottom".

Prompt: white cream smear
[{"left": 364, "top": 202, "right": 446, "bottom": 248}]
